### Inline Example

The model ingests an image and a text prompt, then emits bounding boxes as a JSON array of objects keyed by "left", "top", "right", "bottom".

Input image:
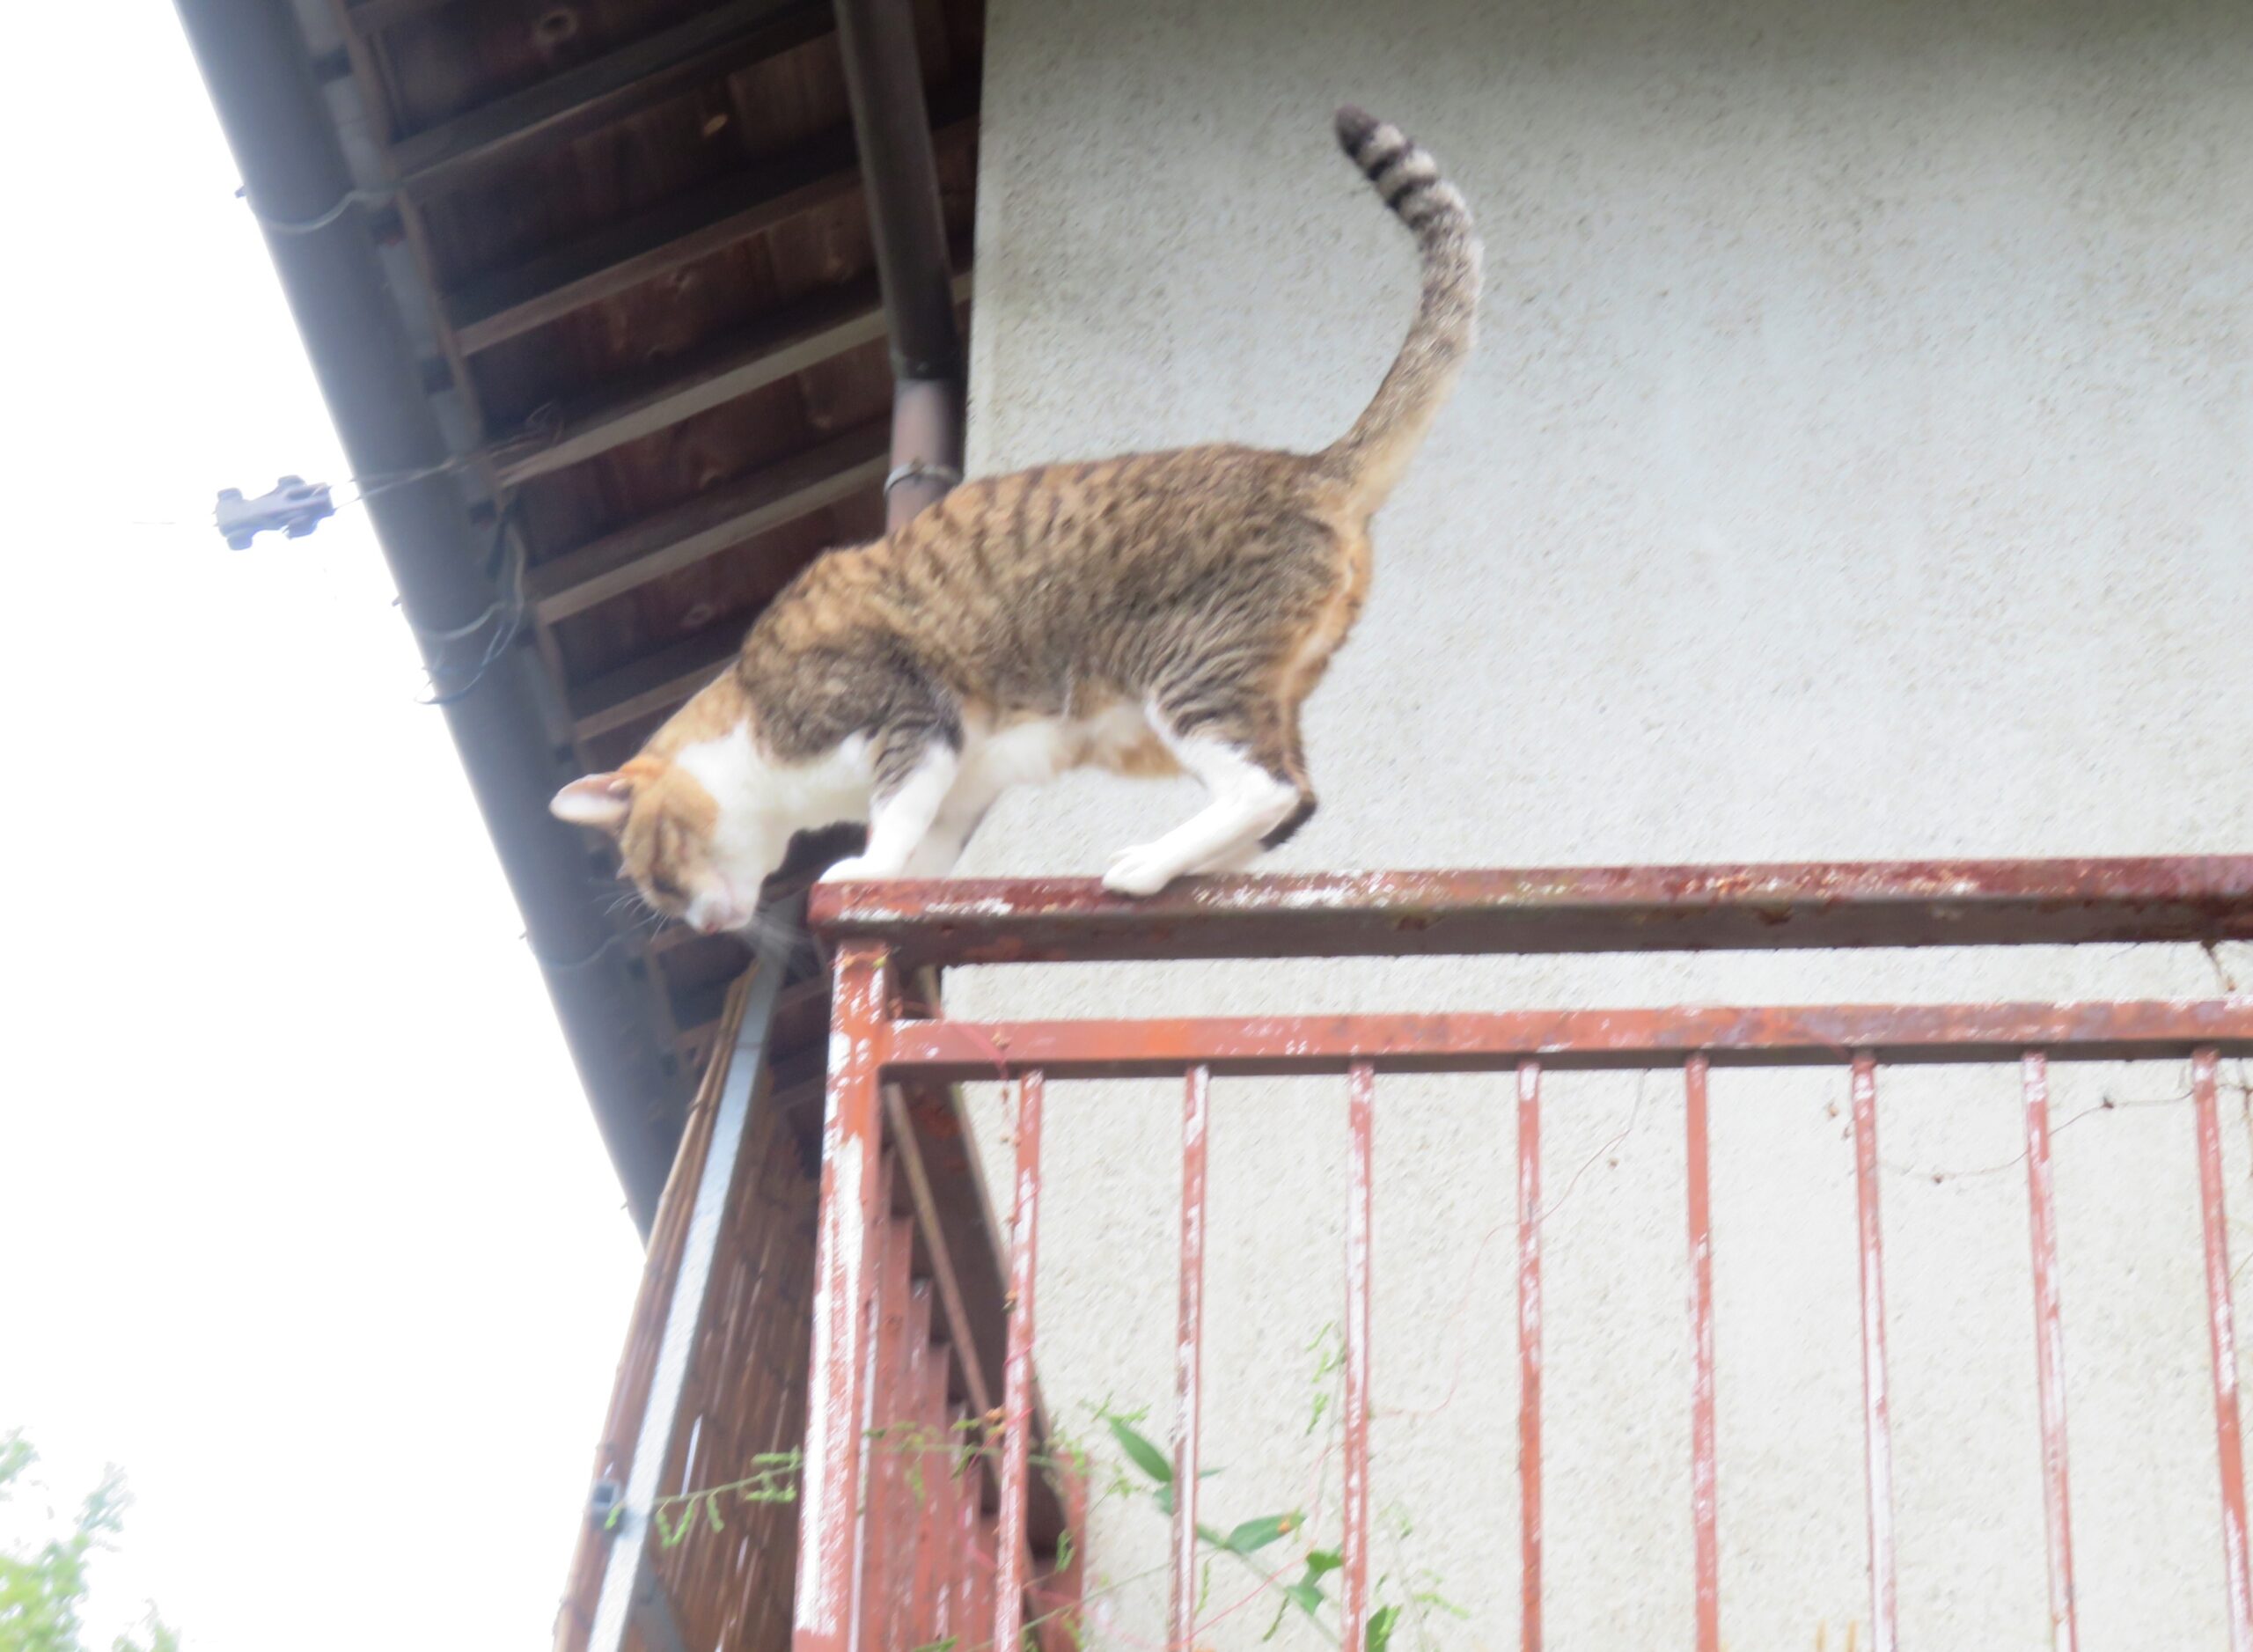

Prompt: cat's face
[{"left": 551, "top": 753, "right": 789, "bottom": 936}]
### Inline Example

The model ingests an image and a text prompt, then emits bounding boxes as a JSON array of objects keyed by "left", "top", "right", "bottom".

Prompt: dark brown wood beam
[
  {"left": 447, "top": 86, "right": 978, "bottom": 354},
  {"left": 527, "top": 420, "right": 888, "bottom": 625},
  {"left": 341, "top": 0, "right": 458, "bottom": 35},
  {"left": 569, "top": 627, "right": 743, "bottom": 741},
  {"left": 489, "top": 263, "right": 972, "bottom": 487},
  {"left": 389, "top": 0, "right": 832, "bottom": 196}
]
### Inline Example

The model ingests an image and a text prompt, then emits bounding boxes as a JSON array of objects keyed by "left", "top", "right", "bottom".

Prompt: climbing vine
[{"left": 620, "top": 1325, "right": 1458, "bottom": 1650}]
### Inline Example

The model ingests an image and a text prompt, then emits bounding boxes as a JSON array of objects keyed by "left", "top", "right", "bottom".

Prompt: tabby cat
[{"left": 553, "top": 106, "right": 1480, "bottom": 932}]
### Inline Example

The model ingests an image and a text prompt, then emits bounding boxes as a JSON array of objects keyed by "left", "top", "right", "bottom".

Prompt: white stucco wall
[{"left": 951, "top": 4, "right": 2252, "bottom": 1646}]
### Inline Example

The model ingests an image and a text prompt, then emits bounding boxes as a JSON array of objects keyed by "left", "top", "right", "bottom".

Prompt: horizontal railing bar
[
  {"left": 881, "top": 999, "right": 2253, "bottom": 1079},
  {"left": 809, "top": 855, "right": 2253, "bottom": 967}
]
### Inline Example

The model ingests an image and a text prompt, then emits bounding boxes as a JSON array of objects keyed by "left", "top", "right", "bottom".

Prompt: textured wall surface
[{"left": 952, "top": 4, "right": 2252, "bottom": 1645}]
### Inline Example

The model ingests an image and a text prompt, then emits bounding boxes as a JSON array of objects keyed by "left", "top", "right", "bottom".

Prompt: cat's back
[
  {"left": 749, "top": 439, "right": 1332, "bottom": 690},
  {"left": 896, "top": 440, "right": 1319, "bottom": 591}
]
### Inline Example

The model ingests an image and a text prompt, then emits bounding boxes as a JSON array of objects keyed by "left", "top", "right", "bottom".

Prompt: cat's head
[{"left": 550, "top": 750, "right": 791, "bottom": 936}]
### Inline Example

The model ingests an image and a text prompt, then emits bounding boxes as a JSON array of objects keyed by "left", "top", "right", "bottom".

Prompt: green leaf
[
  {"left": 1303, "top": 1548, "right": 1343, "bottom": 1580},
  {"left": 1105, "top": 1418, "right": 1172, "bottom": 1483},
  {"left": 1365, "top": 1604, "right": 1399, "bottom": 1652},
  {"left": 1281, "top": 1581, "right": 1325, "bottom": 1616},
  {"left": 1221, "top": 1513, "right": 1301, "bottom": 1554}
]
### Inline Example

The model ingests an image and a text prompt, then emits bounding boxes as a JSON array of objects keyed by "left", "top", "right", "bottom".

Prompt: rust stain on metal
[
  {"left": 791, "top": 943, "right": 890, "bottom": 1652},
  {"left": 1517, "top": 1061, "right": 1544, "bottom": 1652},
  {"left": 2021, "top": 1053, "right": 2080, "bottom": 1652},
  {"left": 1851, "top": 1057, "right": 1899, "bottom": 1652},
  {"left": 1171, "top": 1065, "right": 1211, "bottom": 1650},
  {"left": 810, "top": 856, "right": 2253, "bottom": 969},
  {"left": 1341, "top": 1061, "right": 1376, "bottom": 1652},
  {"left": 993, "top": 1071, "right": 1046, "bottom": 1652},
  {"left": 1686, "top": 1055, "right": 1720, "bottom": 1652},
  {"left": 882, "top": 1000, "right": 2253, "bottom": 1080},
  {"left": 2194, "top": 1047, "right": 2253, "bottom": 1652}
]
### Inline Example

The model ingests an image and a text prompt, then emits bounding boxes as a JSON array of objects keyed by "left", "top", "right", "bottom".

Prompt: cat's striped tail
[{"left": 1321, "top": 106, "right": 1482, "bottom": 511}]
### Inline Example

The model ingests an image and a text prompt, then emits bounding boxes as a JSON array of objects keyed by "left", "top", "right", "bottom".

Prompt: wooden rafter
[
  {"left": 389, "top": 0, "right": 833, "bottom": 196},
  {"left": 488, "top": 263, "right": 972, "bottom": 487},
  {"left": 528, "top": 419, "right": 890, "bottom": 623},
  {"left": 569, "top": 628, "right": 745, "bottom": 741},
  {"left": 446, "top": 91, "right": 978, "bottom": 353}
]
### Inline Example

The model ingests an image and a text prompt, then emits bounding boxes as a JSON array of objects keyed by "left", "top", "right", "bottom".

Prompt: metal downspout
[{"left": 830, "top": 0, "right": 966, "bottom": 531}]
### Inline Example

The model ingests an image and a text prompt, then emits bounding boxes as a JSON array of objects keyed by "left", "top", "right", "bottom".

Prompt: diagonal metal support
[{"left": 584, "top": 902, "right": 801, "bottom": 1652}]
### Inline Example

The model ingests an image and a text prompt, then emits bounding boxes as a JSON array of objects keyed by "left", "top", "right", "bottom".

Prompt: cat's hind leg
[{"left": 1102, "top": 696, "right": 1310, "bottom": 896}]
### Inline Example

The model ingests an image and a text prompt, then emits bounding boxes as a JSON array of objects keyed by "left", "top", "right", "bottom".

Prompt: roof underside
[{"left": 307, "top": 0, "right": 981, "bottom": 1128}]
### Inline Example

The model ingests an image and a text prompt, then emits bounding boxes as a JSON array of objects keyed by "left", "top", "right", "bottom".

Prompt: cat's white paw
[
  {"left": 1193, "top": 840, "right": 1267, "bottom": 876},
  {"left": 819, "top": 855, "right": 879, "bottom": 884},
  {"left": 1102, "top": 842, "right": 1181, "bottom": 897}
]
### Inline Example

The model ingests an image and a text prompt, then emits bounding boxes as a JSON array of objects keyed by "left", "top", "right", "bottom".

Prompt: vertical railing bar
[
  {"left": 954, "top": 1442, "right": 981, "bottom": 1646},
  {"left": 994, "top": 1069, "right": 1046, "bottom": 1652},
  {"left": 1850, "top": 1054, "right": 1899, "bottom": 1652},
  {"left": 791, "top": 936, "right": 892, "bottom": 1652},
  {"left": 1686, "top": 1054, "right": 1721, "bottom": 1652},
  {"left": 2194, "top": 1046, "right": 2253, "bottom": 1652},
  {"left": 2021, "top": 1052, "right": 2080, "bottom": 1652},
  {"left": 1517, "top": 1060, "right": 1544, "bottom": 1652},
  {"left": 1342, "top": 1061, "right": 1377, "bottom": 1651},
  {"left": 1171, "top": 1065, "right": 1212, "bottom": 1650}
]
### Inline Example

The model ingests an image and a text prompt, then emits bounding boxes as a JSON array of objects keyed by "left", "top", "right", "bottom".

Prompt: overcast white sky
[{"left": 0, "top": 10, "right": 647, "bottom": 1647}]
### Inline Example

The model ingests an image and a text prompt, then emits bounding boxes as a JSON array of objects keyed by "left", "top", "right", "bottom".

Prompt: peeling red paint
[
  {"left": 2195, "top": 1048, "right": 2253, "bottom": 1652},
  {"left": 1686, "top": 1055, "right": 1719, "bottom": 1652},
  {"left": 787, "top": 860, "right": 2251, "bottom": 1651},
  {"left": 811, "top": 855, "right": 2253, "bottom": 968},
  {"left": 1517, "top": 1061, "right": 1544, "bottom": 1652},
  {"left": 2022, "top": 1054, "right": 2080, "bottom": 1652},
  {"left": 882, "top": 1001, "right": 2253, "bottom": 1080},
  {"left": 1852, "top": 1056, "right": 1899, "bottom": 1652}
]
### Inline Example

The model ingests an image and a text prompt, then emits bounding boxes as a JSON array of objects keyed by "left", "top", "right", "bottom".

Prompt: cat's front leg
[
  {"left": 821, "top": 743, "right": 959, "bottom": 883},
  {"left": 899, "top": 799, "right": 991, "bottom": 877}
]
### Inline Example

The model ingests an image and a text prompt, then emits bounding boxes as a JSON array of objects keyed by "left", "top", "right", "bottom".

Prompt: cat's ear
[{"left": 551, "top": 772, "right": 635, "bottom": 833}]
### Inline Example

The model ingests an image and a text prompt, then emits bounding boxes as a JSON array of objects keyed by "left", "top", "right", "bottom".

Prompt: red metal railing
[{"left": 795, "top": 856, "right": 2253, "bottom": 1652}]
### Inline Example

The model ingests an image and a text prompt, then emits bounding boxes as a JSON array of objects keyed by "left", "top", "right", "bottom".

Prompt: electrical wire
[
  {"left": 239, "top": 184, "right": 394, "bottom": 236},
  {"left": 415, "top": 499, "right": 530, "bottom": 709}
]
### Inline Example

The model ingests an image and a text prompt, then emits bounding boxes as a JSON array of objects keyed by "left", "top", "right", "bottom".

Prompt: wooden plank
[
  {"left": 569, "top": 628, "right": 742, "bottom": 741},
  {"left": 447, "top": 88, "right": 979, "bottom": 354},
  {"left": 528, "top": 420, "right": 888, "bottom": 624},
  {"left": 389, "top": 0, "right": 832, "bottom": 196},
  {"left": 490, "top": 263, "right": 972, "bottom": 487},
  {"left": 341, "top": 0, "right": 458, "bottom": 36},
  {"left": 580, "top": 914, "right": 796, "bottom": 1652}
]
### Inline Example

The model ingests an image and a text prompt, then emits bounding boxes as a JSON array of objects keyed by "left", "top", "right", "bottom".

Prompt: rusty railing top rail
[{"left": 809, "top": 855, "right": 2253, "bottom": 968}]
